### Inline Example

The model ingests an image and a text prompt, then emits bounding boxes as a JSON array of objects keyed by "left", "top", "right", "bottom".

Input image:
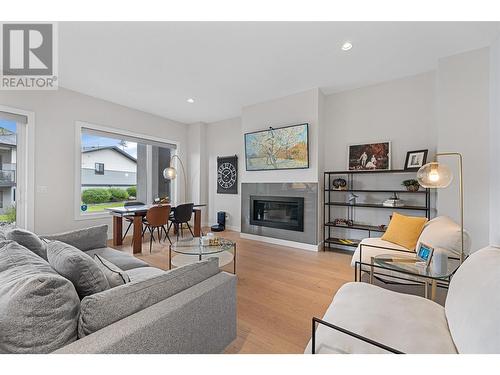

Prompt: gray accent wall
[{"left": 241, "top": 182, "right": 318, "bottom": 245}]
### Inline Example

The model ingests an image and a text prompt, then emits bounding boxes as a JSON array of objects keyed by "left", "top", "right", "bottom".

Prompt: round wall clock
[
  {"left": 218, "top": 162, "right": 237, "bottom": 189},
  {"left": 217, "top": 156, "right": 238, "bottom": 194}
]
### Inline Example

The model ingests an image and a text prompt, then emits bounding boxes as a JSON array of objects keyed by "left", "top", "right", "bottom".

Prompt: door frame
[{"left": 0, "top": 104, "right": 35, "bottom": 231}]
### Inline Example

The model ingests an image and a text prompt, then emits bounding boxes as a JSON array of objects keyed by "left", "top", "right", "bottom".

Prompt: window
[
  {"left": 78, "top": 124, "right": 177, "bottom": 216},
  {"left": 94, "top": 163, "right": 104, "bottom": 175},
  {"left": 0, "top": 115, "right": 18, "bottom": 223}
]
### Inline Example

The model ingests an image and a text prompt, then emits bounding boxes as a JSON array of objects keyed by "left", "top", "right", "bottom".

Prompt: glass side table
[
  {"left": 169, "top": 237, "right": 236, "bottom": 274},
  {"left": 357, "top": 254, "right": 459, "bottom": 301}
]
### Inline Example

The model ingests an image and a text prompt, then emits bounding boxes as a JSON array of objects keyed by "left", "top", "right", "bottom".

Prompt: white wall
[
  {"left": 437, "top": 48, "right": 490, "bottom": 251},
  {"left": 206, "top": 117, "right": 242, "bottom": 231},
  {"left": 241, "top": 88, "right": 321, "bottom": 183},
  {"left": 323, "top": 72, "right": 437, "bottom": 171},
  {"left": 187, "top": 122, "right": 209, "bottom": 223},
  {"left": 489, "top": 37, "right": 500, "bottom": 246},
  {"left": 0, "top": 87, "right": 188, "bottom": 235}
]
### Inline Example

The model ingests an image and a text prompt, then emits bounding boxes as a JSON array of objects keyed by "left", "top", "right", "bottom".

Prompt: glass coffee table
[
  {"left": 169, "top": 237, "right": 236, "bottom": 274},
  {"left": 360, "top": 254, "right": 459, "bottom": 301}
]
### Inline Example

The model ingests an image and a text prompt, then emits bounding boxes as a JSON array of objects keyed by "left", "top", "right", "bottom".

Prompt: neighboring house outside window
[{"left": 94, "top": 162, "right": 104, "bottom": 175}]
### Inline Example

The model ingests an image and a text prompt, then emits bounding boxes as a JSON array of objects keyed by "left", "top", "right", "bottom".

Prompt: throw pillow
[
  {"left": 94, "top": 254, "right": 130, "bottom": 288},
  {"left": 381, "top": 212, "right": 428, "bottom": 251},
  {"left": 46, "top": 240, "right": 109, "bottom": 298},
  {"left": 0, "top": 241, "right": 80, "bottom": 353},
  {"left": 6, "top": 228, "right": 48, "bottom": 261},
  {"left": 42, "top": 225, "right": 108, "bottom": 252}
]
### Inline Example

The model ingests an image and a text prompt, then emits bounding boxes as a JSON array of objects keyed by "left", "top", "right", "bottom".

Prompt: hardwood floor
[{"left": 112, "top": 229, "right": 354, "bottom": 354}]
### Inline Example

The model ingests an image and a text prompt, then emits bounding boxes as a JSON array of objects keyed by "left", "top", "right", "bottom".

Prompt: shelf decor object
[
  {"left": 417, "top": 152, "right": 464, "bottom": 263},
  {"left": 348, "top": 141, "right": 391, "bottom": 171},
  {"left": 323, "top": 169, "right": 431, "bottom": 252},
  {"left": 404, "top": 149, "right": 428, "bottom": 171}
]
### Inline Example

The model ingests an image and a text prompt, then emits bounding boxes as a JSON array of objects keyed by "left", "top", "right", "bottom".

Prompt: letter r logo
[{"left": 2, "top": 24, "right": 53, "bottom": 76}]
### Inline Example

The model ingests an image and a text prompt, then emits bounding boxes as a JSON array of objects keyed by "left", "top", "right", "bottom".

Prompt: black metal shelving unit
[{"left": 323, "top": 169, "right": 431, "bottom": 252}]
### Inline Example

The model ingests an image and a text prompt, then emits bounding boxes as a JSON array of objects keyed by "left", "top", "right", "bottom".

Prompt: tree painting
[{"left": 245, "top": 124, "right": 309, "bottom": 170}]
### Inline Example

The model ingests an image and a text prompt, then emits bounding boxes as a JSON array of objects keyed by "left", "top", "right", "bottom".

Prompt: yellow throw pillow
[{"left": 381, "top": 212, "right": 428, "bottom": 251}]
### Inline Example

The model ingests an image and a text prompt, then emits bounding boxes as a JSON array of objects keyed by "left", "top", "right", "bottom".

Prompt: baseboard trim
[{"left": 240, "top": 232, "right": 320, "bottom": 252}]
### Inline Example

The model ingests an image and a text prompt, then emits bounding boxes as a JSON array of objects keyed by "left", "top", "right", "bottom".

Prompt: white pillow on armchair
[
  {"left": 416, "top": 216, "right": 471, "bottom": 258},
  {"left": 351, "top": 216, "right": 471, "bottom": 270}
]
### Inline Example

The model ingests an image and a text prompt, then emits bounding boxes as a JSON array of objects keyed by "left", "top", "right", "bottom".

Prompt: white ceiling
[{"left": 59, "top": 22, "right": 500, "bottom": 124}]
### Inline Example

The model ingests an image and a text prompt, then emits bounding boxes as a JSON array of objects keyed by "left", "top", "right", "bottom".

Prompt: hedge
[
  {"left": 81, "top": 188, "right": 112, "bottom": 204},
  {"left": 126, "top": 186, "right": 137, "bottom": 197},
  {"left": 108, "top": 188, "right": 129, "bottom": 201}
]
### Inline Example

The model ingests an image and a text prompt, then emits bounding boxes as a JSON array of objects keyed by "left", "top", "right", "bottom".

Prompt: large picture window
[{"left": 78, "top": 125, "right": 177, "bottom": 216}]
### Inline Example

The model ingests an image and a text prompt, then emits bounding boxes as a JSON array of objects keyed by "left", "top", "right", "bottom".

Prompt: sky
[
  {"left": 0, "top": 119, "right": 17, "bottom": 132},
  {"left": 81, "top": 133, "right": 138, "bottom": 158}
]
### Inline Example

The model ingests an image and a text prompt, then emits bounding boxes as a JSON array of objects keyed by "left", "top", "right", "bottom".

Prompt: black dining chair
[
  {"left": 122, "top": 201, "right": 145, "bottom": 242},
  {"left": 141, "top": 205, "right": 171, "bottom": 252},
  {"left": 168, "top": 203, "right": 195, "bottom": 240}
]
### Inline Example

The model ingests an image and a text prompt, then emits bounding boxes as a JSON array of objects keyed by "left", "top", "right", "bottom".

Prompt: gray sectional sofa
[{"left": 0, "top": 225, "right": 237, "bottom": 354}]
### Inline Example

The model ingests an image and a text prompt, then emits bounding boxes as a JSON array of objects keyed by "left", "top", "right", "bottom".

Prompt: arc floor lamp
[
  {"left": 416, "top": 152, "right": 465, "bottom": 263},
  {"left": 163, "top": 154, "right": 187, "bottom": 203}
]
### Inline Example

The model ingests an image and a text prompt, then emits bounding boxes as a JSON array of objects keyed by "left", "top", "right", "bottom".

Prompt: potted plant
[{"left": 402, "top": 179, "right": 421, "bottom": 192}]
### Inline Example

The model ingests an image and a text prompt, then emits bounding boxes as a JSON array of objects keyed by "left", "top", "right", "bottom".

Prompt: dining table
[{"left": 106, "top": 203, "right": 206, "bottom": 254}]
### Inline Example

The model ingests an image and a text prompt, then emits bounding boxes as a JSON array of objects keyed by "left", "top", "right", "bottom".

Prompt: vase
[{"left": 406, "top": 185, "right": 420, "bottom": 192}]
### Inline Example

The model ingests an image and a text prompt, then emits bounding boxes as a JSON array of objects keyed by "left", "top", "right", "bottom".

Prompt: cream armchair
[
  {"left": 306, "top": 245, "right": 500, "bottom": 354},
  {"left": 351, "top": 216, "right": 471, "bottom": 282}
]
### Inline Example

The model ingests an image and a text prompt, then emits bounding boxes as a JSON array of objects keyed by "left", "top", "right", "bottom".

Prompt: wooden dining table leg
[
  {"left": 194, "top": 209, "right": 201, "bottom": 237},
  {"left": 112, "top": 216, "right": 123, "bottom": 246},
  {"left": 132, "top": 214, "right": 143, "bottom": 254}
]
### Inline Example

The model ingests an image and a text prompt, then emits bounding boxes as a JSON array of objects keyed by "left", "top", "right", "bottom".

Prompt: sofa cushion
[
  {"left": 78, "top": 258, "right": 219, "bottom": 337},
  {"left": 0, "top": 241, "right": 80, "bottom": 353},
  {"left": 85, "top": 247, "right": 149, "bottom": 270},
  {"left": 125, "top": 266, "right": 165, "bottom": 282},
  {"left": 43, "top": 225, "right": 108, "bottom": 251},
  {"left": 47, "top": 241, "right": 109, "bottom": 298},
  {"left": 6, "top": 228, "right": 48, "bottom": 261},
  {"left": 350, "top": 237, "right": 414, "bottom": 268},
  {"left": 380, "top": 212, "right": 428, "bottom": 250},
  {"left": 445, "top": 246, "right": 500, "bottom": 353},
  {"left": 416, "top": 216, "right": 471, "bottom": 257},
  {"left": 305, "top": 282, "right": 457, "bottom": 354},
  {"left": 94, "top": 254, "right": 130, "bottom": 288}
]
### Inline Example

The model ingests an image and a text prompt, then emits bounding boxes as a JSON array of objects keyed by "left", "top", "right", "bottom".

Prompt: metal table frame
[
  {"left": 169, "top": 241, "right": 237, "bottom": 274},
  {"left": 354, "top": 242, "right": 460, "bottom": 300}
]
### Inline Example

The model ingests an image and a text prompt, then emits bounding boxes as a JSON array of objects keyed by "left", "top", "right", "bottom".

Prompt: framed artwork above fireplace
[{"left": 244, "top": 123, "right": 309, "bottom": 171}]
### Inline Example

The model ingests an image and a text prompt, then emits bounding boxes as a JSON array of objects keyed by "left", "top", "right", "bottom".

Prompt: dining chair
[
  {"left": 168, "top": 203, "right": 195, "bottom": 240},
  {"left": 142, "top": 205, "right": 171, "bottom": 252},
  {"left": 122, "top": 201, "right": 145, "bottom": 243}
]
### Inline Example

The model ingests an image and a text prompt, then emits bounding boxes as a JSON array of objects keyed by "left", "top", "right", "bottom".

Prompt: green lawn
[
  {"left": 0, "top": 215, "right": 8, "bottom": 222},
  {"left": 84, "top": 201, "right": 127, "bottom": 213}
]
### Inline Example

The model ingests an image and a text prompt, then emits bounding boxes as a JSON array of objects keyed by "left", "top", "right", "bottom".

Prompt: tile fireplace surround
[{"left": 241, "top": 183, "right": 318, "bottom": 246}]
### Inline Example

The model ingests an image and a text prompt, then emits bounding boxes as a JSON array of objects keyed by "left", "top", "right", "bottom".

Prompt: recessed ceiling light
[
  {"left": 187, "top": 98, "right": 195, "bottom": 103},
  {"left": 341, "top": 41, "right": 353, "bottom": 51}
]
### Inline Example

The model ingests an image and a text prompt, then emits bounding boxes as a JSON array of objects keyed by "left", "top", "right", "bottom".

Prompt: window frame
[{"left": 74, "top": 121, "right": 180, "bottom": 221}]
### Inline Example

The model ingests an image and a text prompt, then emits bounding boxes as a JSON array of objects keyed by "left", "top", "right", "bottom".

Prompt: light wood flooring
[{"left": 111, "top": 229, "right": 353, "bottom": 354}]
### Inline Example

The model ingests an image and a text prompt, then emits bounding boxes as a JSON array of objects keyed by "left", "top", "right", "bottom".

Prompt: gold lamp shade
[
  {"left": 416, "top": 162, "right": 453, "bottom": 188},
  {"left": 163, "top": 166, "right": 177, "bottom": 180}
]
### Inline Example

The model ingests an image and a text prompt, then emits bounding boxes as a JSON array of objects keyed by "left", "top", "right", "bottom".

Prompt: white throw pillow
[{"left": 416, "top": 216, "right": 471, "bottom": 257}]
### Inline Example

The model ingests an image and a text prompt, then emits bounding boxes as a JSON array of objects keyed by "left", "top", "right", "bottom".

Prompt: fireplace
[{"left": 250, "top": 195, "right": 304, "bottom": 232}]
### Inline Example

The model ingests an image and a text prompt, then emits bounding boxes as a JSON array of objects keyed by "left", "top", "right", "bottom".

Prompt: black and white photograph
[{"left": 404, "top": 149, "right": 428, "bottom": 170}]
